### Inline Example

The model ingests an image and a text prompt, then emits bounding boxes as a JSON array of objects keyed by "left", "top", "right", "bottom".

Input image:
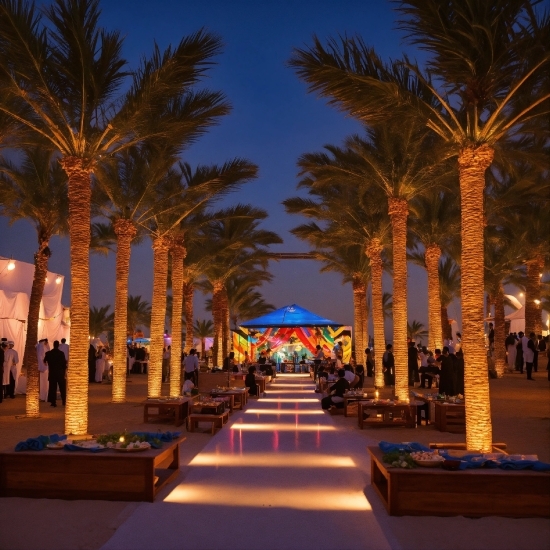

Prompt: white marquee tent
[{"left": 0, "top": 257, "right": 70, "bottom": 366}]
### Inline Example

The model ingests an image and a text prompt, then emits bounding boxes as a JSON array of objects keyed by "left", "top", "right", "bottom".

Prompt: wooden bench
[
  {"left": 0, "top": 437, "right": 185, "bottom": 502},
  {"left": 368, "top": 446, "right": 550, "bottom": 517},
  {"left": 142, "top": 398, "right": 194, "bottom": 427},
  {"left": 187, "top": 411, "right": 229, "bottom": 434},
  {"left": 434, "top": 402, "right": 465, "bottom": 433}
]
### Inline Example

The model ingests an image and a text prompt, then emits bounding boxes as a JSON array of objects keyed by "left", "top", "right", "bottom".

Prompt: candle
[{"left": 375, "top": 390, "right": 379, "bottom": 400}]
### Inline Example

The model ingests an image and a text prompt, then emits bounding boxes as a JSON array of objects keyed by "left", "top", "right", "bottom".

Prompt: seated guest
[
  {"left": 317, "top": 366, "right": 328, "bottom": 381},
  {"left": 321, "top": 369, "right": 350, "bottom": 410},
  {"left": 343, "top": 364, "right": 358, "bottom": 387},
  {"left": 223, "top": 352, "right": 236, "bottom": 372},
  {"left": 245, "top": 365, "right": 259, "bottom": 396},
  {"left": 182, "top": 379, "right": 194, "bottom": 395},
  {"left": 419, "top": 353, "right": 440, "bottom": 389},
  {"left": 327, "top": 365, "right": 337, "bottom": 381},
  {"left": 257, "top": 351, "right": 267, "bottom": 365},
  {"left": 355, "top": 363, "right": 365, "bottom": 388}
]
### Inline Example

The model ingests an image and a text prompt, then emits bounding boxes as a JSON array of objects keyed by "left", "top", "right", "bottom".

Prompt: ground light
[
  {"left": 190, "top": 453, "right": 355, "bottom": 467},
  {"left": 245, "top": 409, "right": 324, "bottom": 415},
  {"left": 164, "top": 484, "right": 370, "bottom": 510},
  {"left": 230, "top": 423, "right": 335, "bottom": 431},
  {"left": 261, "top": 398, "right": 318, "bottom": 403}
]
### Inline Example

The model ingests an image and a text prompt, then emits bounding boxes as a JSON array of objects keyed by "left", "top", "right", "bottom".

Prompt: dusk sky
[{"left": 0, "top": 0, "right": 459, "bottom": 335}]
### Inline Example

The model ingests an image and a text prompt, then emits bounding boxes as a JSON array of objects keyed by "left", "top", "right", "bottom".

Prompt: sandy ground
[{"left": 0, "top": 370, "right": 548, "bottom": 549}]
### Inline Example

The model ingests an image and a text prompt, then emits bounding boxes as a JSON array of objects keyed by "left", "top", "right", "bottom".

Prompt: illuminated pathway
[{"left": 103, "top": 374, "right": 391, "bottom": 550}]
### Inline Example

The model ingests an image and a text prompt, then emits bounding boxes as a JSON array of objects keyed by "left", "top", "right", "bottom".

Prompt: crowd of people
[{"left": 502, "top": 331, "right": 549, "bottom": 380}]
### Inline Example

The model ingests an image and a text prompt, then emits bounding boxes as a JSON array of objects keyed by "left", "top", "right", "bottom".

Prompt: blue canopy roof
[{"left": 240, "top": 304, "right": 341, "bottom": 328}]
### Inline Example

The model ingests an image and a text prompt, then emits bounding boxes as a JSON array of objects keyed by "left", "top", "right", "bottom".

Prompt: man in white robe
[
  {"left": 37, "top": 339, "right": 49, "bottom": 401},
  {"left": 59, "top": 338, "right": 69, "bottom": 364},
  {"left": 3, "top": 341, "right": 19, "bottom": 399}
]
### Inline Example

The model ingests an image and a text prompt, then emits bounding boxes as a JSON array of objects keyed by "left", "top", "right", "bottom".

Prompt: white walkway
[
  {"left": 103, "top": 374, "right": 391, "bottom": 550},
  {"left": 102, "top": 375, "right": 550, "bottom": 550}
]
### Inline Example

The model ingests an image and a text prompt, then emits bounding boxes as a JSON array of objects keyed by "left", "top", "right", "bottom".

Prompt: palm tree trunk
[
  {"left": 363, "top": 283, "right": 370, "bottom": 351},
  {"left": 352, "top": 276, "right": 366, "bottom": 366},
  {"left": 441, "top": 306, "right": 452, "bottom": 342},
  {"left": 212, "top": 280, "right": 224, "bottom": 366},
  {"left": 389, "top": 198, "right": 409, "bottom": 402},
  {"left": 458, "top": 144, "right": 494, "bottom": 453},
  {"left": 525, "top": 259, "right": 543, "bottom": 336},
  {"left": 148, "top": 236, "right": 170, "bottom": 397},
  {"left": 112, "top": 219, "right": 136, "bottom": 403},
  {"left": 170, "top": 241, "right": 186, "bottom": 396},
  {"left": 184, "top": 281, "right": 194, "bottom": 352},
  {"left": 425, "top": 244, "right": 443, "bottom": 353},
  {"left": 24, "top": 237, "right": 51, "bottom": 418},
  {"left": 221, "top": 288, "right": 230, "bottom": 360},
  {"left": 366, "top": 239, "right": 385, "bottom": 388},
  {"left": 60, "top": 157, "right": 92, "bottom": 435},
  {"left": 493, "top": 284, "right": 506, "bottom": 378}
]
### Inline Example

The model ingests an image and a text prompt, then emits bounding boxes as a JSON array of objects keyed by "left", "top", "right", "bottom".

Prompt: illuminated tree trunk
[
  {"left": 493, "top": 284, "right": 506, "bottom": 378},
  {"left": 148, "top": 236, "right": 170, "bottom": 397},
  {"left": 221, "top": 287, "right": 230, "bottom": 359},
  {"left": 366, "top": 239, "right": 385, "bottom": 388},
  {"left": 425, "top": 244, "right": 443, "bottom": 353},
  {"left": 389, "top": 197, "right": 409, "bottom": 403},
  {"left": 441, "top": 306, "right": 452, "bottom": 343},
  {"left": 525, "top": 259, "right": 543, "bottom": 336},
  {"left": 212, "top": 280, "right": 224, "bottom": 366},
  {"left": 184, "top": 280, "right": 194, "bottom": 352},
  {"left": 169, "top": 241, "right": 186, "bottom": 396},
  {"left": 61, "top": 157, "right": 92, "bottom": 435},
  {"left": 112, "top": 219, "right": 136, "bottom": 403},
  {"left": 458, "top": 144, "right": 494, "bottom": 452},
  {"left": 24, "top": 237, "right": 51, "bottom": 418},
  {"left": 352, "top": 276, "right": 367, "bottom": 366}
]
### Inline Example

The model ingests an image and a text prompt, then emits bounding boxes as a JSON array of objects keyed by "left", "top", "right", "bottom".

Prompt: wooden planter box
[
  {"left": 368, "top": 446, "right": 550, "bottom": 517},
  {"left": 0, "top": 437, "right": 185, "bottom": 502},
  {"left": 434, "top": 402, "right": 466, "bottom": 433}
]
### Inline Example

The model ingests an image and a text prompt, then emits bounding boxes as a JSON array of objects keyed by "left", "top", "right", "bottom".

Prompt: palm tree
[
  {"left": 0, "top": 0, "right": 230, "bottom": 433},
  {"left": 127, "top": 295, "right": 151, "bottom": 336},
  {"left": 143, "top": 163, "right": 258, "bottom": 397},
  {"left": 407, "top": 320, "right": 428, "bottom": 343},
  {"left": 89, "top": 305, "right": 114, "bottom": 339},
  {"left": 200, "top": 205, "right": 282, "bottom": 366},
  {"left": 284, "top": 147, "right": 391, "bottom": 388},
  {"left": 0, "top": 147, "right": 67, "bottom": 418},
  {"left": 289, "top": 1, "right": 549, "bottom": 450},
  {"left": 193, "top": 319, "right": 214, "bottom": 358},
  {"left": 409, "top": 190, "right": 460, "bottom": 352}
]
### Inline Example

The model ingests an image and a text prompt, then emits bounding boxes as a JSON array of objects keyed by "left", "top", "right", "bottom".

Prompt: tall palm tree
[
  {"left": 284, "top": 147, "right": 391, "bottom": 388},
  {"left": 289, "top": 1, "right": 549, "bottom": 450},
  {"left": 0, "top": 147, "right": 67, "bottom": 418},
  {"left": 409, "top": 190, "right": 460, "bottom": 352},
  {"left": 200, "top": 205, "right": 282, "bottom": 366},
  {"left": 0, "top": 0, "right": 230, "bottom": 433},
  {"left": 143, "top": 164, "right": 258, "bottom": 397},
  {"left": 89, "top": 305, "right": 114, "bottom": 339}
]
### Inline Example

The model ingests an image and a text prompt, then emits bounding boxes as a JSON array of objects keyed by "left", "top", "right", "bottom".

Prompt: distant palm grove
[{"left": 0, "top": 0, "right": 548, "bottom": 453}]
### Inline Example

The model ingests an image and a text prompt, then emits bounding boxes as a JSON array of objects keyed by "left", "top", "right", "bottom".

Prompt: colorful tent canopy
[{"left": 240, "top": 304, "right": 341, "bottom": 328}]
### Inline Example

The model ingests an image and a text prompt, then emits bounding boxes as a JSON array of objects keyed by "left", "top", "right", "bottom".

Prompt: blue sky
[{"left": 0, "top": 0, "right": 452, "bottom": 335}]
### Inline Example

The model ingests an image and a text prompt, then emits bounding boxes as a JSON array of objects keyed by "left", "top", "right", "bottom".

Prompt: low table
[
  {"left": 368, "top": 446, "right": 550, "bottom": 517},
  {"left": 344, "top": 394, "right": 368, "bottom": 417},
  {"left": 187, "top": 410, "right": 229, "bottom": 434},
  {"left": 434, "top": 402, "right": 466, "bottom": 433},
  {"left": 358, "top": 401, "right": 417, "bottom": 429},
  {"left": 0, "top": 436, "right": 185, "bottom": 502},
  {"left": 142, "top": 397, "right": 194, "bottom": 427}
]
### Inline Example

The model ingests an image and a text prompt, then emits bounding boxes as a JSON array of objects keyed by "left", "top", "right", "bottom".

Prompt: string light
[
  {"left": 7, "top": 259, "right": 15, "bottom": 271},
  {"left": 55, "top": 275, "right": 62, "bottom": 284}
]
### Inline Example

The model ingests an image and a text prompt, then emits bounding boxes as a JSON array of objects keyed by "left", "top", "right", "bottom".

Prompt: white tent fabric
[
  {"left": 505, "top": 305, "right": 525, "bottom": 334},
  {"left": 0, "top": 257, "right": 69, "bottom": 370}
]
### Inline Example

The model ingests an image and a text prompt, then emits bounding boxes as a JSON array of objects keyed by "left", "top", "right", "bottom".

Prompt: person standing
[
  {"left": 88, "top": 343, "right": 96, "bottom": 382},
  {"left": 37, "top": 339, "right": 49, "bottom": 401},
  {"left": 162, "top": 346, "right": 171, "bottom": 383},
  {"left": 44, "top": 340, "right": 67, "bottom": 407},
  {"left": 365, "top": 347, "right": 374, "bottom": 378},
  {"left": 3, "top": 341, "right": 18, "bottom": 399},
  {"left": 505, "top": 333, "right": 517, "bottom": 373},
  {"left": 407, "top": 341, "right": 419, "bottom": 386},
  {"left": 95, "top": 346, "right": 106, "bottom": 382},
  {"left": 524, "top": 332, "right": 537, "bottom": 381},
  {"left": 313, "top": 345, "right": 324, "bottom": 380},
  {"left": 0, "top": 340, "right": 5, "bottom": 404},
  {"left": 382, "top": 344, "right": 395, "bottom": 387},
  {"left": 437, "top": 346, "right": 456, "bottom": 396},
  {"left": 183, "top": 348, "right": 199, "bottom": 387},
  {"left": 488, "top": 323, "right": 495, "bottom": 353},
  {"left": 59, "top": 338, "right": 69, "bottom": 364}
]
